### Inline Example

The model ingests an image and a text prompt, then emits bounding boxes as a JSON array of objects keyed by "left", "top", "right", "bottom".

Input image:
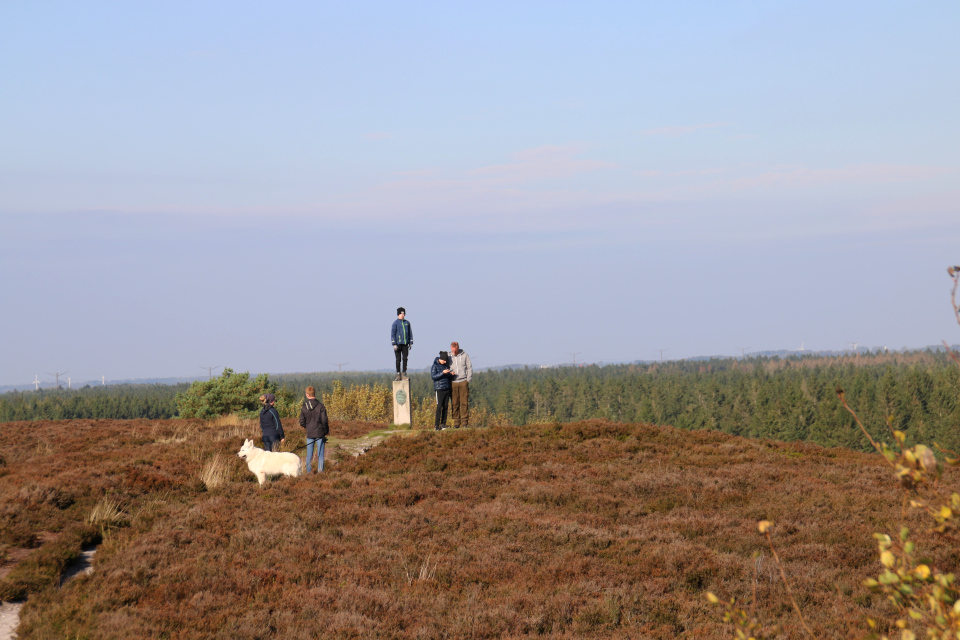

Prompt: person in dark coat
[
  {"left": 258, "top": 393, "right": 285, "bottom": 451},
  {"left": 391, "top": 307, "right": 413, "bottom": 381},
  {"left": 299, "top": 386, "right": 330, "bottom": 473},
  {"left": 430, "top": 351, "right": 456, "bottom": 430}
]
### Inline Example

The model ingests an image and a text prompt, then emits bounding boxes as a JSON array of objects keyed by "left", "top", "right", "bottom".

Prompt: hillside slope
[{"left": 2, "top": 418, "right": 948, "bottom": 638}]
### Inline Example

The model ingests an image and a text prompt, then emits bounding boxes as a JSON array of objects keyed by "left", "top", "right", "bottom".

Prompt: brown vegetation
[{"left": 1, "top": 416, "right": 951, "bottom": 638}]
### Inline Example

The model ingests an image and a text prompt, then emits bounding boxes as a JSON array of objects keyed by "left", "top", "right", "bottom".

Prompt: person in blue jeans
[
  {"left": 258, "top": 393, "right": 285, "bottom": 451},
  {"left": 299, "top": 386, "right": 329, "bottom": 473}
]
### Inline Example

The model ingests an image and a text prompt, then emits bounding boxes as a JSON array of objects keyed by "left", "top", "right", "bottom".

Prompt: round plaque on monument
[{"left": 396, "top": 389, "right": 407, "bottom": 405}]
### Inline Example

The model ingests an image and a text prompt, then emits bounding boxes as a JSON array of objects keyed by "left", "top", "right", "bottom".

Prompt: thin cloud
[
  {"left": 724, "top": 164, "right": 955, "bottom": 191},
  {"left": 637, "top": 167, "right": 729, "bottom": 179},
  {"left": 466, "top": 145, "right": 617, "bottom": 184},
  {"left": 394, "top": 168, "right": 441, "bottom": 178},
  {"left": 309, "top": 145, "right": 625, "bottom": 225},
  {"left": 640, "top": 122, "right": 729, "bottom": 137}
]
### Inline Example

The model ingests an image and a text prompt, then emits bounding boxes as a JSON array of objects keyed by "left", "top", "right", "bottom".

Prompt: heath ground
[{"left": 1, "top": 416, "right": 953, "bottom": 639}]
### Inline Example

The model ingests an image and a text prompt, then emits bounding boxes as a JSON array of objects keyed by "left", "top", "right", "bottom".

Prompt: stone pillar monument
[{"left": 392, "top": 379, "right": 411, "bottom": 427}]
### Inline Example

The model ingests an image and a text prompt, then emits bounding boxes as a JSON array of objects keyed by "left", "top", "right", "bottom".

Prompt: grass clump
[
  {"left": 85, "top": 496, "right": 126, "bottom": 529},
  {"left": 198, "top": 453, "right": 231, "bottom": 490}
]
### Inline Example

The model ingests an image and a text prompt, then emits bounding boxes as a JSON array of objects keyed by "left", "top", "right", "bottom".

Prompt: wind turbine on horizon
[
  {"left": 794, "top": 342, "right": 807, "bottom": 352},
  {"left": 33, "top": 375, "right": 40, "bottom": 391}
]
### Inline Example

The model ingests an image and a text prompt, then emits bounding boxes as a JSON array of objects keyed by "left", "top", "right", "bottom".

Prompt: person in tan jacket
[{"left": 449, "top": 342, "right": 473, "bottom": 428}]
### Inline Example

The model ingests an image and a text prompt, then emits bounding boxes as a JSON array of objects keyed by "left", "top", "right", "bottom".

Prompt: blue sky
[{"left": 1, "top": 1, "right": 958, "bottom": 386}]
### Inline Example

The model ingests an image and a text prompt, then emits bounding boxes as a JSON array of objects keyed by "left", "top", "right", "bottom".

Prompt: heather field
[{"left": 1, "top": 417, "right": 956, "bottom": 638}]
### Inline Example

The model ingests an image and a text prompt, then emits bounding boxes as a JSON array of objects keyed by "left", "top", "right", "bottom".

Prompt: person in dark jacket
[
  {"left": 430, "top": 351, "right": 456, "bottom": 430},
  {"left": 299, "top": 386, "right": 329, "bottom": 473},
  {"left": 258, "top": 393, "right": 285, "bottom": 451},
  {"left": 391, "top": 307, "right": 413, "bottom": 381}
]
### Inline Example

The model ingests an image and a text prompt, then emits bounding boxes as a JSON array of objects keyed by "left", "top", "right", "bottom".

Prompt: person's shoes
[
  {"left": 402, "top": 373, "right": 408, "bottom": 380},
  {"left": 395, "top": 373, "right": 402, "bottom": 381},
  {"left": 434, "top": 426, "right": 441, "bottom": 431}
]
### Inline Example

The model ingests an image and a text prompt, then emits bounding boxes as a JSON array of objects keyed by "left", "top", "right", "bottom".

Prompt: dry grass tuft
[
  {"left": 199, "top": 453, "right": 230, "bottom": 489},
  {"left": 404, "top": 554, "right": 437, "bottom": 585},
  {"left": 33, "top": 440, "right": 53, "bottom": 455},
  {"left": 152, "top": 423, "right": 195, "bottom": 444},
  {"left": 211, "top": 414, "right": 242, "bottom": 428},
  {"left": 85, "top": 496, "right": 125, "bottom": 528},
  {"left": 211, "top": 414, "right": 260, "bottom": 440}
]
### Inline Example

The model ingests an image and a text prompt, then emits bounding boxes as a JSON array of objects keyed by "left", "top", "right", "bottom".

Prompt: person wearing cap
[
  {"left": 449, "top": 342, "right": 473, "bottom": 428},
  {"left": 391, "top": 307, "right": 413, "bottom": 381},
  {"left": 299, "top": 386, "right": 329, "bottom": 473},
  {"left": 258, "top": 393, "right": 285, "bottom": 452},
  {"left": 431, "top": 351, "right": 456, "bottom": 430}
]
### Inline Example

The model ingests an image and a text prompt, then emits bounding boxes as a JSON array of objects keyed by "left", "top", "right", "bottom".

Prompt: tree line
[
  {"left": 466, "top": 351, "right": 960, "bottom": 451},
  {"left": 2, "top": 350, "right": 959, "bottom": 452},
  {"left": 0, "top": 384, "right": 187, "bottom": 422}
]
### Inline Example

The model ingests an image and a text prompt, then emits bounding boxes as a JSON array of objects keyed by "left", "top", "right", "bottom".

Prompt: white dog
[{"left": 236, "top": 439, "right": 302, "bottom": 485}]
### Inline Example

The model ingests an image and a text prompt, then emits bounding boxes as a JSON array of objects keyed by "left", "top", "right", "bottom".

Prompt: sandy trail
[
  {"left": 328, "top": 428, "right": 417, "bottom": 460},
  {"left": 0, "top": 602, "right": 21, "bottom": 640}
]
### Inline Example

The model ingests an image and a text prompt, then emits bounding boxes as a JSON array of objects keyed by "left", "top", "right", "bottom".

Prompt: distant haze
[{"left": 1, "top": 2, "right": 958, "bottom": 386}]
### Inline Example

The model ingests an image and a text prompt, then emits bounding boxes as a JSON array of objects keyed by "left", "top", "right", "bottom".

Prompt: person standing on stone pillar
[
  {"left": 391, "top": 307, "right": 413, "bottom": 381},
  {"left": 449, "top": 341, "right": 473, "bottom": 428}
]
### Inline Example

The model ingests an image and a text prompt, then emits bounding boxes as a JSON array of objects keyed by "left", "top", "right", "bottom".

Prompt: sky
[{"left": 1, "top": 1, "right": 959, "bottom": 387}]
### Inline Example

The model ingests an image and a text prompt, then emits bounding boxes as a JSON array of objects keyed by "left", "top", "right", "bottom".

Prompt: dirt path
[
  {"left": 329, "top": 428, "right": 420, "bottom": 461},
  {"left": 0, "top": 602, "right": 21, "bottom": 640}
]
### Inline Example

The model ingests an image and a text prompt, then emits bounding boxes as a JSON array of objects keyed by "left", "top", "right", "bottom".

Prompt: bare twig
[
  {"left": 945, "top": 267, "right": 960, "bottom": 367},
  {"left": 758, "top": 523, "right": 816, "bottom": 639},
  {"left": 949, "top": 266, "right": 960, "bottom": 327},
  {"left": 836, "top": 387, "right": 887, "bottom": 459},
  {"left": 942, "top": 340, "right": 960, "bottom": 368}
]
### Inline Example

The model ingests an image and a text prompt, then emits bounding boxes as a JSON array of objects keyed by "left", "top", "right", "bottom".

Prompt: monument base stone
[{"left": 392, "top": 379, "right": 412, "bottom": 426}]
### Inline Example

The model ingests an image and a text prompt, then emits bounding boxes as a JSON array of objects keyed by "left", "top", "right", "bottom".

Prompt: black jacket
[
  {"left": 259, "top": 406, "right": 284, "bottom": 440},
  {"left": 431, "top": 358, "right": 455, "bottom": 391},
  {"left": 299, "top": 398, "right": 329, "bottom": 439}
]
